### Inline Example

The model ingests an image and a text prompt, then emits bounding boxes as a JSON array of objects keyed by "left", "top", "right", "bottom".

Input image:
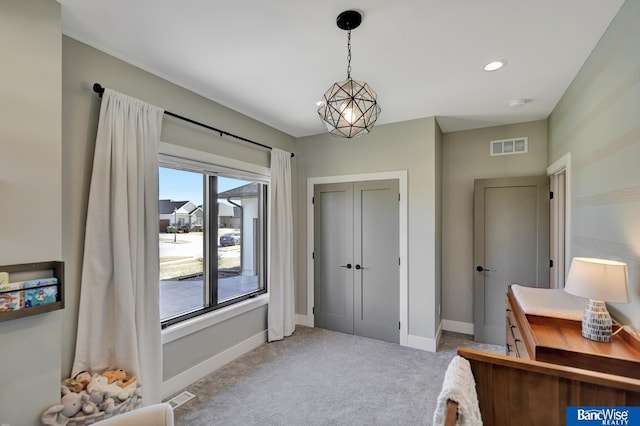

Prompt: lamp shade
[{"left": 564, "top": 257, "right": 630, "bottom": 303}]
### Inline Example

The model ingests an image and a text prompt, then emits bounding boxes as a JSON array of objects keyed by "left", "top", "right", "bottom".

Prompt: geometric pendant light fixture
[{"left": 317, "top": 10, "right": 381, "bottom": 138}]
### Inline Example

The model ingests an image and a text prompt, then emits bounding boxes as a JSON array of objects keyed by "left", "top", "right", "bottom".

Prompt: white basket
[{"left": 66, "top": 393, "right": 142, "bottom": 426}]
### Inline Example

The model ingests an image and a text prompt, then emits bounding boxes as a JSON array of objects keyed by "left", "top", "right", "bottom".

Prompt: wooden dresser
[{"left": 506, "top": 285, "right": 640, "bottom": 379}]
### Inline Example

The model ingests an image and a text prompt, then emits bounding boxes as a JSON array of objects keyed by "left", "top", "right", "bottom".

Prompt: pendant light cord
[{"left": 346, "top": 30, "right": 352, "bottom": 80}]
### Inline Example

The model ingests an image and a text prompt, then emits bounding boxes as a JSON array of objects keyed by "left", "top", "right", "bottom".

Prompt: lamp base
[{"left": 582, "top": 299, "right": 612, "bottom": 342}]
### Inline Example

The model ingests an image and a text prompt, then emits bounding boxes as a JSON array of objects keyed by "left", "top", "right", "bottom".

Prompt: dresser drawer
[
  {"left": 505, "top": 323, "right": 518, "bottom": 357},
  {"left": 506, "top": 298, "right": 530, "bottom": 359}
]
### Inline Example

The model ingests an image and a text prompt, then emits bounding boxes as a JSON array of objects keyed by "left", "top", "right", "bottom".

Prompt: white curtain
[
  {"left": 268, "top": 148, "right": 296, "bottom": 341},
  {"left": 72, "top": 89, "right": 164, "bottom": 405}
]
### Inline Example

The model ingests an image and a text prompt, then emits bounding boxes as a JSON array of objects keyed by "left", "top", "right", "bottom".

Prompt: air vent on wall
[{"left": 490, "top": 137, "right": 528, "bottom": 156}]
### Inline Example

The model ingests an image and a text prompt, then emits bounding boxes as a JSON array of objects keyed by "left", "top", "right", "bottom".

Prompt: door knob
[
  {"left": 476, "top": 265, "right": 490, "bottom": 272},
  {"left": 355, "top": 264, "right": 362, "bottom": 270},
  {"left": 340, "top": 263, "right": 352, "bottom": 269}
]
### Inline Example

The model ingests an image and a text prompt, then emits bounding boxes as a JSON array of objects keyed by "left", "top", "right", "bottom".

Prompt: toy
[
  {"left": 88, "top": 389, "right": 107, "bottom": 405},
  {"left": 61, "top": 378, "right": 83, "bottom": 393},
  {"left": 102, "top": 368, "right": 137, "bottom": 389},
  {"left": 119, "top": 375, "right": 137, "bottom": 390},
  {"left": 87, "top": 373, "right": 131, "bottom": 400},
  {"left": 40, "top": 385, "right": 90, "bottom": 426},
  {"left": 60, "top": 386, "right": 88, "bottom": 418},
  {"left": 81, "top": 400, "right": 97, "bottom": 416},
  {"left": 102, "top": 369, "right": 126, "bottom": 384},
  {"left": 42, "top": 369, "right": 140, "bottom": 426},
  {"left": 99, "top": 397, "right": 116, "bottom": 413},
  {"left": 73, "top": 371, "right": 92, "bottom": 390}
]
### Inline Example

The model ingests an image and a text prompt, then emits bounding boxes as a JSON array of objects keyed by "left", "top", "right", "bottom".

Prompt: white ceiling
[{"left": 59, "top": 0, "right": 624, "bottom": 138}]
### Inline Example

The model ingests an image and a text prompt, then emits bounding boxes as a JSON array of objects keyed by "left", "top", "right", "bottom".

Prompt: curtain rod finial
[{"left": 92, "top": 83, "right": 105, "bottom": 95}]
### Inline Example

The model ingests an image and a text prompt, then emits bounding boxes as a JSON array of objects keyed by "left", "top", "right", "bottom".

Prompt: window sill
[{"left": 161, "top": 294, "right": 269, "bottom": 344}]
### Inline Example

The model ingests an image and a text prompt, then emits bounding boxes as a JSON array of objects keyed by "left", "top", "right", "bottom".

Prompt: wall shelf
[{"left": 0, "top": 261, "right": 64, "bottom": 322}]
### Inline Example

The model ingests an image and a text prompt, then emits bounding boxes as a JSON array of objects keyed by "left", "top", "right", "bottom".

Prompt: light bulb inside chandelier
[
  {"left": 340, "top": 103, "right": 355, "bottom": 124},
  {"left": 317, "top": 10, "right": 381, "bottom": 138}
]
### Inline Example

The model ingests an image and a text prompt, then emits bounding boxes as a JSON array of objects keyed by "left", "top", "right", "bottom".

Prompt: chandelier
[{"left": 317, "top": 10, "right": 381, "bottom": 138}]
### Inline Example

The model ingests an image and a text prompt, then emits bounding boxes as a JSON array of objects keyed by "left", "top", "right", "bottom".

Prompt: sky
[{"left": 159, "top": 167, "right": 248, "bottom": 206}]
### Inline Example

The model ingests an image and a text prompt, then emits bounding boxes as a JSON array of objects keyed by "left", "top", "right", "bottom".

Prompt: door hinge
[
  {"left": 398, "top": 193, "right": 401, "bottom": 202},
  {"left": 399, "top": 257, "right": 401, "bottom": 266},
  {"left": 549, "top": 191, "right": 554, "bottom": 200},
  {"left": 313, "top": 307, "right": 315, "bottom": 314},
  {"left": 399, "top": 321, "right": 401, "bottom": 330},
  {"left": 550, "top": 259, "right": 554, "bottom": 268},
  {"left": 312, "top": 196, "right": 315, "bottom": 204},
  {"left": 312, "top": 251, "right": 315, "bottom": 260}
]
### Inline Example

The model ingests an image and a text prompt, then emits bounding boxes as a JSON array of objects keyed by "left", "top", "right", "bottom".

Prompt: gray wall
[
  {"left": 434, "top": 121, "right": 443, "bottom": 330},
  {"left": 62, "top": 36, "right": 296, "bottom": 388},
  {"left": 441, "top": 120, "right": 548, "bottom": 328},
  {"left": 548, "top": 0, "right": 640, "bottom": 328},
  {"left": 4, "top": 1, "right": 637, "bottom": 423},
  {"left": 0, "top": 1, "right": 62, "bottom": 424},
  {"left": 297, "top": 117, "right": 442, "bottom": 342}
]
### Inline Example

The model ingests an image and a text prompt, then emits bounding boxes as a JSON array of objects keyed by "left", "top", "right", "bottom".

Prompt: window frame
[{"left": 158, "top": 143, "right": 270, "bottom": 329}]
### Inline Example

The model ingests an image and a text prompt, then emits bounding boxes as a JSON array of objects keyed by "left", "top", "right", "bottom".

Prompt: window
[{"left": 158, "top": 157, "right": 267, "bottom": 328}]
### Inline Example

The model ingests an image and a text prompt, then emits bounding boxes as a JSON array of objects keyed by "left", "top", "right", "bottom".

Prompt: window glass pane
[
  {"left": 217, "top": 177, "right": 264, "bottom": 303},
  {"left": 159, "top": 167, "right": 206, "bottom": 321},
  {"left": 158, "top": 160, "right": 267, "bottom": 327}
]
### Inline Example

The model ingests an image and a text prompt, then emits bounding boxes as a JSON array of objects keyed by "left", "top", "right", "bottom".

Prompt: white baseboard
[
  {"left": 442, "top": 320, "right": 474, "bottom": 335},
  {"left": 296, "top": 314, "right": 313, "bottom": 327},
  {"left": 435, "top": 321, "right": 443, "bottom": 348},
  {"left": 407, "top": 334, "right": 437, "bottom": 352},
  {"left": 161, "top": 330, "right": 267, "bottom": 400}
]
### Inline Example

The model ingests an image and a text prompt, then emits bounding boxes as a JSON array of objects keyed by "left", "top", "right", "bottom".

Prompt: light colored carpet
[{"left": 172, "top": 326, "right": 503, "bottom": 425}]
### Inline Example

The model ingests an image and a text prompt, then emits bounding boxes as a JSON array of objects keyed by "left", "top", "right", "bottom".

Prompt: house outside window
[{"left": 158, "top": 158, "right": 267, "bottom": 328}]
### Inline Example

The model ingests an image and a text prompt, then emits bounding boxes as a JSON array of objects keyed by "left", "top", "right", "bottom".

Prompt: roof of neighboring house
[
  {"left": 158, "top": 199, "right": 199, "bottom": 215},
  {"left": 219, "top": 182, "right": 260, "bottom": 198}
]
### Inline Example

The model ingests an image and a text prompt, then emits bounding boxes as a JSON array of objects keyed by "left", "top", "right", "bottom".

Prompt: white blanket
[{"left": 433, "top": 355, "right": 482, "bottom": 426}]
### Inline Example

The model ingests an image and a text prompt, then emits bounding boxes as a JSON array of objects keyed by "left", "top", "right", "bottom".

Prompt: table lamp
[{"left": 564, "top": 257, "right": 630, "bottom": 342}]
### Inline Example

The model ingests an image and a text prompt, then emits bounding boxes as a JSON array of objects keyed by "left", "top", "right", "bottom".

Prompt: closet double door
[{"left": 314, "top": 179, "right": 399, "bottom": 343}]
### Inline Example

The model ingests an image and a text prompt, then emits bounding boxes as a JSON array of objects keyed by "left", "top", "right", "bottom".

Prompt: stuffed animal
[
  {"left": 119, "top": 375, "right": 137, "bottom": 390},
  {"left": 102, "top": 369, "right": 126, "bottom": 384},
  {"left": 102, "top": 368, "right": 137, "bottom": 390},
  {"left": 88, "top": 389, "right": 107, "bottom": 404},
  {"left": 73, "top": 371, "right": 92, "bottom": 390},
  {"left": 87, "top": 373, "right": 131, "bottom": 400},
  {"left": 99, "top": 396, "right": 116, "bottom": 414},
  {"left": 41, "top": 386, "right": 90, "bottom": 426},
  {"left": 60, "top": 386, "right": 89, "bottom": 418},
  {"left": 81, "top": 401, "right": 97, "bottom": 416},
  {"left": 61, "top": 378, "right": 83, "bottom": 393}
]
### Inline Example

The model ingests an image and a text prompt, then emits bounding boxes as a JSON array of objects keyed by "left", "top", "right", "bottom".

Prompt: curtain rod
[{"left": 92, "top": 83, "right": 293, "bottom": 157}]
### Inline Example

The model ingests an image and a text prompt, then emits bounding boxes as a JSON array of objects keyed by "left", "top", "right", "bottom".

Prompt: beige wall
[
  {"left": 0, "top": 0, "right": 62, "bottom": 424},
  {"left": 441, "top": 120, "right": 548, "bottom": 327},
  {"left": 548, "top": 0, "right": 640, "bottom": 328},
  {"left": 62, "top": 36, "right": 296, "bottom": 391},
  {"left": 297, "top": 117, "right": 442, "bottom": 342}
]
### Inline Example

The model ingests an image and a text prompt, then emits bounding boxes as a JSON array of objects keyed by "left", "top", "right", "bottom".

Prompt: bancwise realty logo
[{"left": 567, "top": 407, "right": 640, "bottom": 425}]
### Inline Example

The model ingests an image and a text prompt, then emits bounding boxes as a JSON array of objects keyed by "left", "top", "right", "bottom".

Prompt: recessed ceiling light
[
  {"left": 508, "top": 98, "right": 529, "bottom": 108},
  {"left": 484, "top": 61, "right": 506, "bottom": 71}
]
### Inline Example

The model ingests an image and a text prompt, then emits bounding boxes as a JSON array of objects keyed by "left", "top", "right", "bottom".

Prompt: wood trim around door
[{"left": 306, "top": 171, "right": 408, "bottom": 347}]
